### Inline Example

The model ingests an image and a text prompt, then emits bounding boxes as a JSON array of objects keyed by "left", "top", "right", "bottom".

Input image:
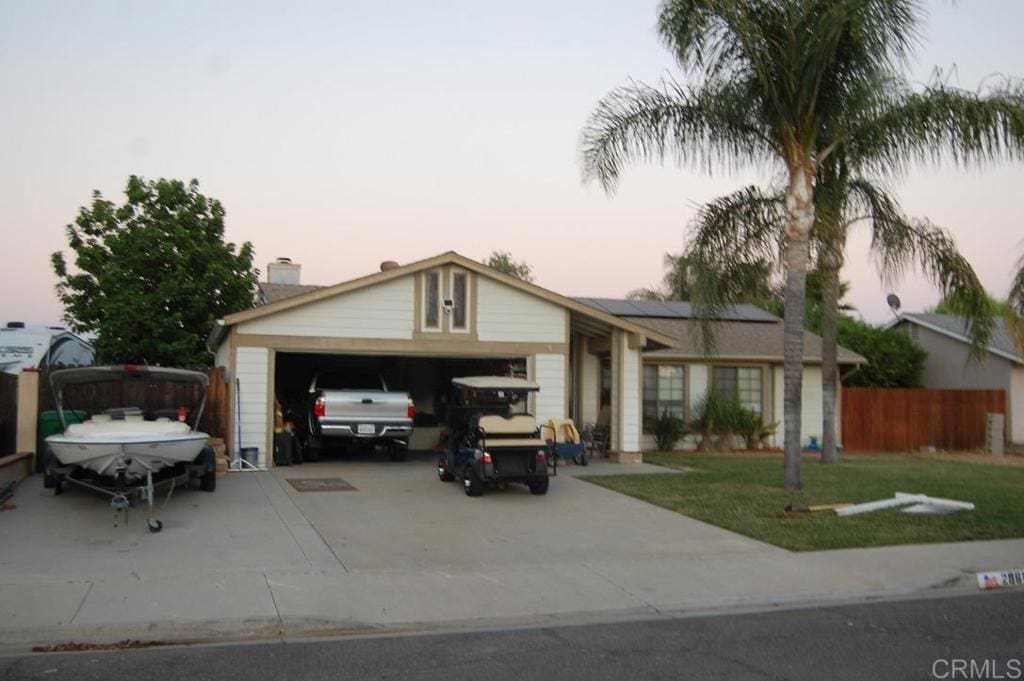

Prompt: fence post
[{"left": 16, "top": 369, "right": 40, "bottom": 466}]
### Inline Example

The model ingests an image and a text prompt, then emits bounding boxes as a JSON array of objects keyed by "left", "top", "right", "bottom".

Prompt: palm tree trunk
[
  {"left": 782, "top": 165, "right": 814, "bottom": 491},
  {"left": 820, "top": 251, "right": 841, "bottom": 464}
]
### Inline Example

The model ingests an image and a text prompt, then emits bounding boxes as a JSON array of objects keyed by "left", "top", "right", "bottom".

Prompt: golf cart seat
[{"left": 476, "top": 414, "right": 547, "bottom": 449}]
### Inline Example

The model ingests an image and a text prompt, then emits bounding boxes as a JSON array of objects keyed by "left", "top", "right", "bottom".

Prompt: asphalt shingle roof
[
  {"left": 257, "top": 282, "right": 323, "bottom": 305},
  {"left": 901, "top": 313, "right": 1023, "bottom": 362},
  {"left": 627, "top": 316, "right": 865, "bottom": 364}
]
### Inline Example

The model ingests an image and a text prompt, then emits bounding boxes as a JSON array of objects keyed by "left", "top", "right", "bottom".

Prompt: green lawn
[{"left": 580, "top": 453, "right": 1024, "bottom": 551}]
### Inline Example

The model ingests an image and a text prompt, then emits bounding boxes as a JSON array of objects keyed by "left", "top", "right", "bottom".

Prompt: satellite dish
[{"left": 886, "top": 294, "right": 901, "bottom": 313}]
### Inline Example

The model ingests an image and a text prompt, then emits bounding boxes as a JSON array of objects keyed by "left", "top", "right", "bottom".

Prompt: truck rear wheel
[{"left": 387, "top": 442, "right": 408, "bottom": 462}]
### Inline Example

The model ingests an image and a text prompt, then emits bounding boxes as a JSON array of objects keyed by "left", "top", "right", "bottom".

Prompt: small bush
[
  {"left": 691, "top": 390, "right": 769, "bottom": 451},
  {"left": 652, "top": 410, "right": 687, "bottom": 451}
]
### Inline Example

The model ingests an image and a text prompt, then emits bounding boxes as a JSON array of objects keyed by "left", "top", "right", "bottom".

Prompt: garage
[
  {"left": 273, "top": 352, "right": 524, "bottom": 458},
  {"left": 206, "top": 251, "right": 674, "bottom": 468}
]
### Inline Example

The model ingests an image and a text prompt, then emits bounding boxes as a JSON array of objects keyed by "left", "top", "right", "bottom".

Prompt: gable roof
[
  {"left": 217, "top": 251, "right": 676, "bottom": 347},
  {"left": 889, "top": 313, "right": 1023, "bottom": 364}
]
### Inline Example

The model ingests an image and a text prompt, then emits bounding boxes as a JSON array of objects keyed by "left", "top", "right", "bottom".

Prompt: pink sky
[{"left": 2, "top": 0, "right": 1022, "bottom": 328}]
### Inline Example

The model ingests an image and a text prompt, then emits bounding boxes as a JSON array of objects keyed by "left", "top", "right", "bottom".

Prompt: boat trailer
[{"left": 46, "top": 452, "right": 214, "bottom": 533}]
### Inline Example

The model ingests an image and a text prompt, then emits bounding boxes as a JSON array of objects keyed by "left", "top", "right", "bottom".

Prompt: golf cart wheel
[
  {"left": 438, "top": 458, "right": 455, "bottom": 482},
  {"left": 529, "top": 477, "right": 550, "bottom": 495},
  {"left": 200, "top": 469, "right": 217, "bottom": 492},
  {"left": 573, "top": 452, "right": 589, "bottom": 466},
  {"left": 387, "top": 442, "right": 408, "bottom": 462},
  {"left": 463, "top": 465, "right": 484, "bottom": 497},
  {"left": 147, "top": 519, "right": 163, "bottom": 533}
]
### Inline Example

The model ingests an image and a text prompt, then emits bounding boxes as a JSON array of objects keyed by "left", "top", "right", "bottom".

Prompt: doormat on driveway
[{"left": 286, "top": 477, "right": 356, "bottom": 492}]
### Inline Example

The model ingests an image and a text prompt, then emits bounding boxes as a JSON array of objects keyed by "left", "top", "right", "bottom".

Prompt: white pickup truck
[{"left": 305, "top": 372, "right": 415, "bottom": 461}]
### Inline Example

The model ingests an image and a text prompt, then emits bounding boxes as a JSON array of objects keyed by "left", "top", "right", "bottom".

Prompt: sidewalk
[{"left": 1, "top": 464, "right": 1021, "bottom": 653}]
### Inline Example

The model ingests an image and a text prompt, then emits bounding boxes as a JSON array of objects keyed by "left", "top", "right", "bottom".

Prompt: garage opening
[{"left": 274, "top": 353, "right": 526, "bottom": 460}]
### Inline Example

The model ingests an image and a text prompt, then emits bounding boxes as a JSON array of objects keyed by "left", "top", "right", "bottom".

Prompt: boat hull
[{"left": 47, "top": 432, "right": 209, "bottom": 480}]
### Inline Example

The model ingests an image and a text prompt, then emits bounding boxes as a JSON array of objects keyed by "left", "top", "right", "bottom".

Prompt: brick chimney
[{"left": 267, "top": 257, "right": 301, "bottom": 284}]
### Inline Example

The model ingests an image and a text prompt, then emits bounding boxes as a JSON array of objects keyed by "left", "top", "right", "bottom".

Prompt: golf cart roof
[
  {"left": 451, "top": 376, "right": 540, "bottom": 392},
  {"left": 49, "top": 364, "right": 209, "bottom": 390}
]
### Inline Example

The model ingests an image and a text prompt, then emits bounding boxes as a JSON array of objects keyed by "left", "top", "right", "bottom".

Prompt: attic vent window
[
  {"left": 451, "top": 271, "right": 468, "bottom": 330},
  {"left": 424, "top": 270, "right": 441, "bottom": 330}
]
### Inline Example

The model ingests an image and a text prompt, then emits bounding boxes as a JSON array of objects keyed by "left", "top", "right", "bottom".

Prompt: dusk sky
[{"left": 2, "top": 0, "right": 1022, "bottom": 328}]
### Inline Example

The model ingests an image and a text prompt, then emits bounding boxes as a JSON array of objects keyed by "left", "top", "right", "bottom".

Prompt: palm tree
[
  {"left": 684, "top": 172, "right": 992, "bottom": 464},
  {"left": 581, "top": 0, "right": 1024, "bottom": 488}
]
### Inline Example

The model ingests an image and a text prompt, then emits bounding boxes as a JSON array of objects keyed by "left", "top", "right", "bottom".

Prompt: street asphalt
[{"left": 2, "top": 591, "right": 1021, "bottom": 681}]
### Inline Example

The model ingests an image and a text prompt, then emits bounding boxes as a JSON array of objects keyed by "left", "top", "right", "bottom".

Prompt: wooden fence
[
  {"left": 0, "top": 373, "right": 17, "bottom": 457},
  {"left": 841, "top": 387, "right": 1006, "bottom": 452}
]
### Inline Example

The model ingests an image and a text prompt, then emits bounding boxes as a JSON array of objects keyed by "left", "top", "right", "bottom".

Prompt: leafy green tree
[
  {"left": 838, "top": 317, "right": 926, "bottom": 388},
  {"left": 52, "top": 176, "right": 256, "bottom": 368},
  {"left": 484, "top": 251, "right": 534, "bottom": 282},
  {"left": 583, "top": 1, "right": 1023, "bottom": 483}
]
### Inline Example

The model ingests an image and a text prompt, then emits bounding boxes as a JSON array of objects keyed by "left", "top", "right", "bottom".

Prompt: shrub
[
  {"left": 691, "top": 390, "right": 770, "bottom": 451},
  {"left": 652, "top": 410, "right": 687, "bottom": 451}
]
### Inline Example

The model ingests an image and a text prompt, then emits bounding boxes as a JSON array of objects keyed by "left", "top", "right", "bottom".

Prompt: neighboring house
[
  {"left": 0, "top": 322, "right": 94, "bottom": 374},
  {"left": 576, "top": 298, "right": 865, "bottom": 450},
  {"left": 888, "top": 313, "right": 1024, "bottom": 445},
  {"left": 207, "top": 252, "right": 863, "bottom": 466}
]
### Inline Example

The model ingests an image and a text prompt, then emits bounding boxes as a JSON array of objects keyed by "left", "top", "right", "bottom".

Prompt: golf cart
[{"left": 437, "top": 376, "right": 550, "bottom": 496}]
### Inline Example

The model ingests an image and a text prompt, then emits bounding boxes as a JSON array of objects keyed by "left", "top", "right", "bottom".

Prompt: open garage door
[{"left": 275, "top": 353, "right": 525, "bottom": 460}]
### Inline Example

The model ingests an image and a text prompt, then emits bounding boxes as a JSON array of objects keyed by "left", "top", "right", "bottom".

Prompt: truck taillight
[
  {"left": 407, "top": 399, "right": 416, "bottom": 420},
  {"left": 313, "top": 393, "right": 326, "bottom": 418},
  {"left": 482, "top": 451, "right": 493, "bottom": 464}
]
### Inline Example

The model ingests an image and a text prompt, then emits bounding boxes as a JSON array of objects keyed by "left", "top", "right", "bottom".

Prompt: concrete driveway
[{"left": 2, "top": 453, "right": 1021, "bottom": 649}]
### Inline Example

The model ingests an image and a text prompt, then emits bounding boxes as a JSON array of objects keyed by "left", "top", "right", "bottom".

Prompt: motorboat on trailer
[{"left": 44, "top": 365, "right": 216, "bottom": 532}]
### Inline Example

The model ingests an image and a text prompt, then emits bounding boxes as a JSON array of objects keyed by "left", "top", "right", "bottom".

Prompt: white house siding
[
  {"left": 237, "top": 276, "right": 414, "bottom": 339},
  {"left": 579, "top": 341, "right": 600, "bottom": 425},
  {"left": 771, "top": 365, "right": 824, "bottom": 448},
  {"left": 533, "top": 353, "right": 567, "bottom": 427},
  {"left": 476, "top": 277, "right": 566, "bottom": 343},
  {"left": 235, "top": 346, "right": 269, "bottom": 465},
  {"left": 619, "top": 334, "right": 642, "bottom": 453},
  {"left": 1012, "top": 366, "right": 1024, "bottom": 444}
]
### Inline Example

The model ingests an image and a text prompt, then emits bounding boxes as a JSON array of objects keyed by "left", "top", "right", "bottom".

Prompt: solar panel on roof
[{"left": 573, "top": 297, "right": 779, "bottom": 322}]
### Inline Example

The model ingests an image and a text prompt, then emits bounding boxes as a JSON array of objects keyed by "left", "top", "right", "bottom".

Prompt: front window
[
  {"left": 712, "top": 366, "right": 762, "bottom": 415},
  {"left": 424, "top": 270, "right": 440, "bottom": 329},
  {"left": 643, "top": 364, "right": 685, "bottom": 430}
]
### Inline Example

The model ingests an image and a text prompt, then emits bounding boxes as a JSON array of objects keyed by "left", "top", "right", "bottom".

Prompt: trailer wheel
[
  {"left": 147, "top": 519, "right": 163, "bottom": 533},
  {"left": 200, "top": 469, "right": 217, "bottom": 492}
]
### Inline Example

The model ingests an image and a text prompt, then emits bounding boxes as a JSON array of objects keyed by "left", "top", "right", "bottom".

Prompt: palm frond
[
  {"left": 683, "top": 186, "right": 786, "bottom": 354},
  {"left": 580, "top": 79, "right": 774, "bottom": 192},
  {"left": 846, "top": 81, "right": 1024, "bottom": 173},
  {"left": 851, "top": 181, "right": 994, "bottom": 356},
  {"left": 1009, "top": 252, "right": 1024, "bottom": 317}
]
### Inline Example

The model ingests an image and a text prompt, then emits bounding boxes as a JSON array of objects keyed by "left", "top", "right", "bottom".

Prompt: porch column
[{"left": 611, "top": 330, "right": 643, "bottom": 462}]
